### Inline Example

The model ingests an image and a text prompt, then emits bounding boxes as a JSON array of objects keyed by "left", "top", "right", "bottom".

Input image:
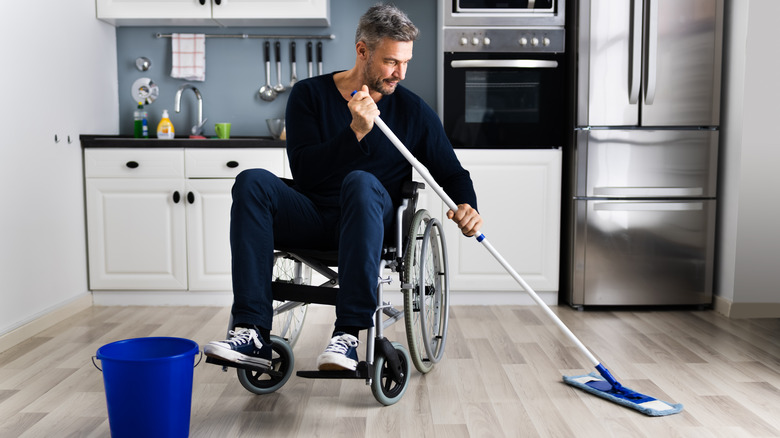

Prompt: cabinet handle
[
  {"left": 214, "top": 0, "right": 221, "bottom": 4},
  {"left": 199, "top": 0, "right": 205, "bottom": 5},
  {"left": 173, "top": 191, "right": 181, "bottom": 203},
  {"left": 126, "top": 161, "right": 139, "bottom": 169},
  {"left": 226, "top": 160, "right": 239, "bottom": 168},
  {"left": 187, "top": 191, "right": 195, "bottom": 204}
]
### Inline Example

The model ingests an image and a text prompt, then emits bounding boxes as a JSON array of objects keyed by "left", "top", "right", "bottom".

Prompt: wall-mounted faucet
[{"left": 174, "top": 84, "right": 207, "bottom": 136}]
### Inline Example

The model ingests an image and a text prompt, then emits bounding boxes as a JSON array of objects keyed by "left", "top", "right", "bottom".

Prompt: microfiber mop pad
[{"left": 563, "top": 372, "right": 683, "bottom": 416}]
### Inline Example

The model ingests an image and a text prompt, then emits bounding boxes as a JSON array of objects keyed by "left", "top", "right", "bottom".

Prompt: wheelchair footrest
[
  {"left": 296, "top": 361, "right": 369, "bottom": 379},
  {"left": 205, "top": 356, "right": 281, "bottom": 377}
]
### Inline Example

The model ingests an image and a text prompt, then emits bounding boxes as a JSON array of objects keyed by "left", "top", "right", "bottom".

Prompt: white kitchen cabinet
[
  {"left": 85, "top": 149, "right": 188, "bottom": 290},
  {"left": 84, "top": 147, "right": 287, "bottom": 291},
  {"left": 418, "top": 149, "right": 562, "bottom": 294},
  {"left": 96, "top": 0, "right": 330, "bottom": 27},
  {"left": 184, "top": 148, "right": 287, "bottom": 290}
]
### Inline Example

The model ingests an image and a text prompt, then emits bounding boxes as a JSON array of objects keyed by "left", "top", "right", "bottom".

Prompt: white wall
[
  {"left": 717, "top": 0, "right": 780, "bottom": 316},
  {"left": 0, "top": 1, "right": 118, "bottom": 336}
]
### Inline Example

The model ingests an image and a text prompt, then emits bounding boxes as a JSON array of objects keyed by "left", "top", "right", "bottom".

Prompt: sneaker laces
[
  {"left": 225, "top": 328, "right": 261, "bottom": 348},
  {"left": 324, "top": 334, "right": 359, "bottom": 355}
]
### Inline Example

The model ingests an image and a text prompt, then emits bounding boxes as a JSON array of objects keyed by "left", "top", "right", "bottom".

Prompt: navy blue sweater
[{"left": 285, "top": 73, "right": 477, "bottom": 210}]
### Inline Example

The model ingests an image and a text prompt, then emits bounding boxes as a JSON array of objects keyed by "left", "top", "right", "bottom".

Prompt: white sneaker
[{"left": 316, "top": 333, "right": 359, "bottom": 371}]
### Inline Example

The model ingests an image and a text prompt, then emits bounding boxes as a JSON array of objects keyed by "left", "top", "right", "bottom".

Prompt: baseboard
[
  {"left": 714, "top": 295, "right": 780, "bottom": 318},
  {"left": 0, "top": 293, "right": 93, "bottom": 354},
  {"left": 92, "top": 289, "right": 557, "bottom": 308},
  {"left": 92, "top": 290, "right": 234, "bottom": 307}
]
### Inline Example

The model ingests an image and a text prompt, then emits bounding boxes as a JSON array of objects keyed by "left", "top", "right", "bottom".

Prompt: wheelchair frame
[{"left": 206, "top": 180, "right": 450, "bottom": 406}]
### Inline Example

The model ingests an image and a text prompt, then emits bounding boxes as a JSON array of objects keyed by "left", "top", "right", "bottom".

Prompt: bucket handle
[
  {"left": 91, "top": 351, "right": 202, "bottom": 372},
  {"left": 92, "top": 356, "right": 102, "bottom": 372}
]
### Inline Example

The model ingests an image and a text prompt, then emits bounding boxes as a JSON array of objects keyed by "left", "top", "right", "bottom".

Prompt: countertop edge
[{"left": 80, "top": 134, "right": 286, "bottom": 149}]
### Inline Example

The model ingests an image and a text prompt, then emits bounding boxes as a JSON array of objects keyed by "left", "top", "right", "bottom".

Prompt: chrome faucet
[{"left": 174, "top": 84, "right": 207, "bottom": 136}]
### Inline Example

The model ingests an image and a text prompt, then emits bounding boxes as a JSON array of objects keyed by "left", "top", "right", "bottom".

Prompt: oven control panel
[{"left": 442, "top": 27, "right": 564, "bottom": 53}]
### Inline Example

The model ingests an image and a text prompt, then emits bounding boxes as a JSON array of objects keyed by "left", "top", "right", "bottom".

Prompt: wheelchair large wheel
[
  {"left": 271, "top": 251, "right": 309, "bottom": 347},
  {"left": 402, "top": 209, "right": 450, "bottom": 374},
  {"left": 237, "top": 335, "right": 294, "bottom": 395},
  {"left": 371, "top": 342, "right": 411, "bottom": 406}
]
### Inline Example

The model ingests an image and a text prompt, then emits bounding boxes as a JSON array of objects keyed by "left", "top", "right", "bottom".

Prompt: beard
[{"left": 363, "top": 56, "right": 398, "bottom": 96}]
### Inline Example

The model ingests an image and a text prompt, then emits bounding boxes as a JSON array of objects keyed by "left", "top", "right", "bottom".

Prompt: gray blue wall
[{"left": 116, "top": 1, "right": 437, "bottom": 138}]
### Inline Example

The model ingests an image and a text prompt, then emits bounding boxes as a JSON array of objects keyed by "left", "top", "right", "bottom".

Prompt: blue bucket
[{"left": 94, "top": 337, "right": 200, "bottom": 438}]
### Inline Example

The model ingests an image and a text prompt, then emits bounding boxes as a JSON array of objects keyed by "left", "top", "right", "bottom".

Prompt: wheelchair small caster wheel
[
  {"left": 371, "top": 342, "right": 411, "bottom": 406},
  {"left": 237, "top": 335, "right": 294, "bottom": 395}
]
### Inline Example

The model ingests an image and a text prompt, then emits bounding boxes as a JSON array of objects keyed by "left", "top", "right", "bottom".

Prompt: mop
[{"left": 370, "top": 110, "right": 683, "bottom": 416}]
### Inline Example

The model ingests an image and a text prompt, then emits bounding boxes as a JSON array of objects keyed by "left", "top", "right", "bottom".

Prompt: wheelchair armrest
[{"left": 401, "top": 181, "right": 425, "bottom": 199}]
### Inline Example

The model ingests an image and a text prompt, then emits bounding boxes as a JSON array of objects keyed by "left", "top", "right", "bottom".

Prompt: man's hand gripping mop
[{"left": 372, "top": 113, "right": 683, "bottom": 417}]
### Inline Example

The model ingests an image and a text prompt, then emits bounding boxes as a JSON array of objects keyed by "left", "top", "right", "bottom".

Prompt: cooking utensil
[
  {"left": 289, "top": 41, "right": 298, "bottom": 87},
  {"left": 307, "top": 42, "right": 314, "bottom": 78},
  {"left": 259, "top": 41, "right": 278, "bottom": 102},
  {"left": 317, "top": 41, "right": 323, "bottom": 75},
  {"left": 273, "top": 41, "right": 286, "bottom": 93}
]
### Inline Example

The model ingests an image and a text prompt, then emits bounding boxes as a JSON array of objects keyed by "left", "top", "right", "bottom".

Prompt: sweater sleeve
[{"left": 412, "top": 100, "right": 479, "bottom": 211}]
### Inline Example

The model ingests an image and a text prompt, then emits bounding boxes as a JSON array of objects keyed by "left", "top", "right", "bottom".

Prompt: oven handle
[{"left": 450, "top": 60, "right": 558, "bottom": 69}]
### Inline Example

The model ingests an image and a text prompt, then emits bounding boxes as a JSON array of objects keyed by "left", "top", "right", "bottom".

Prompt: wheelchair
[{"left": 206, "top": 179, "right": 450, "bottom": 405}]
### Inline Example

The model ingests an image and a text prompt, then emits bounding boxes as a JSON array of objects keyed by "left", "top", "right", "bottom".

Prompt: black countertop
[{"left": 80, "top": 135, "right": 286, "bottom": 148}]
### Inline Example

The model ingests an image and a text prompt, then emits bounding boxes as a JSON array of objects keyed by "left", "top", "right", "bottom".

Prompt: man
[{"left": 204, "top": 4, "right": 482, "bottom": 371}]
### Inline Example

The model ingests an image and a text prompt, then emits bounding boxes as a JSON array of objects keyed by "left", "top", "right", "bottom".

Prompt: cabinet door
[
  {"left": 96, "top": 0, "right": 212, "bottom": 23},
  {"left": 185, "top": 179, "right": 234, "bottom": 290},
  {"left": 444, "top": 149, "right": 562, "bottom": 292},
  {"left": 86, "top": 178, "right": 187, "bottom": 290},
  {"left": 212, "top": 0, "right": 330, "bottom": 26}
]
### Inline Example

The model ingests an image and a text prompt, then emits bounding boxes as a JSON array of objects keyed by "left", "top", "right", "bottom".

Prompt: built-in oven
[{"left": 438, "top": 25, "right": 566, "bottom": 149}]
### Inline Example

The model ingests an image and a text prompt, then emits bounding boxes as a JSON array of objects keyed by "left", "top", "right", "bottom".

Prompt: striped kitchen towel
[{"left": 171, "top": 33, "right": 206, "bottom": 81}]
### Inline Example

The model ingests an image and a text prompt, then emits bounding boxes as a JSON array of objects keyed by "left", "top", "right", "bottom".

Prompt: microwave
[{"left": 443, "top": 0, "right": 565, "bottom": 27}]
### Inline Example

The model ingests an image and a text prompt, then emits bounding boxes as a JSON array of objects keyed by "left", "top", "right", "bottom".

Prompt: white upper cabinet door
[
  {"left": 96, "top": 0, "right": 213, "bottom": 26},
  {"left": 212, "top": 0, "right": 330, "bottom": 27},
  {"left": 96, "top": 0, "right": 329, "bottom": 26}
]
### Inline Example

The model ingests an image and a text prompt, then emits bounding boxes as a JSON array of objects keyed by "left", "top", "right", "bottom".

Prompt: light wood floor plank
[{"left": 1, "top": 304, "right": 779, "bottom": 437}]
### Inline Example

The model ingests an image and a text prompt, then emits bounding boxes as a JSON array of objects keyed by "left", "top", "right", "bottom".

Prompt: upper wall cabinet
[{"left": 96, "top": 0, "right": 330, "bottom": 27}]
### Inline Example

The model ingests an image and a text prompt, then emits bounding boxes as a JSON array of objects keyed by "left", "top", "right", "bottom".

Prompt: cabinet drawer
[
  {"left": 85, "top": 148, "right": 185, "bottom": 178},
  {"left": 185, "top": 148, "right": 286, "bottom": 178}
]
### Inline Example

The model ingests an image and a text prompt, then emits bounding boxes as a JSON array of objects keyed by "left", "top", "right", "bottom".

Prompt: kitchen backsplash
[{"left": 115, "top": 0, "right": 437, "bottom": 138}]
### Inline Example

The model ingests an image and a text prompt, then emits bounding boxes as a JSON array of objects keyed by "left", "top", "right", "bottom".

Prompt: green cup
[{"left": 215, "top": 123, "right": 231, "bottom": 139}]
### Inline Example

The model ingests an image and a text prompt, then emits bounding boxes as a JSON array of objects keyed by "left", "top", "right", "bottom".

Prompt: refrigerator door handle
[
  {"left": 594, "top": 201, "right": 704, "bottom": 212},
  {"left": 629, "top": 0, "right": 643, "bottom": 104},
  {"left": 593, "top": 187, "right": 705, "bottom": 197},
  {"left": 644, "top": 0, "right": 658, "bottom": 105}
]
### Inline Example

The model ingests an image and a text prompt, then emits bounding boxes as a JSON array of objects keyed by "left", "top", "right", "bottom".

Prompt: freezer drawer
[
  {"left": 570, "top": 199, "right": 715, "bottom": 306},
  {"left": 574, "top": 129, "right": 719, "bottom": 198}
]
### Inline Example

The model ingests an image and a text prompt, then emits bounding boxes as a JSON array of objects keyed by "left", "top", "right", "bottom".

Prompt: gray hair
[{"left": 355, "top": 3, "right": 419, "bottom": 51}]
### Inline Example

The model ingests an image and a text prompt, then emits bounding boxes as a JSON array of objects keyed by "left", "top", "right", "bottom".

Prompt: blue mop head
[{"left": 563, "top": 372, "right": 683, "bottom": 416}]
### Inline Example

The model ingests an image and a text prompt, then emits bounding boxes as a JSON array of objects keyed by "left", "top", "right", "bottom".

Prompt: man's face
[{"left": 362, "top": 38, "right": 413, "bottom": 96}]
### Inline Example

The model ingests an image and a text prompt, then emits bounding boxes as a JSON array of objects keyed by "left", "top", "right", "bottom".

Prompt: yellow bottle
[{"left": 157, "top": 109, "right": 175, "bottom": 139}]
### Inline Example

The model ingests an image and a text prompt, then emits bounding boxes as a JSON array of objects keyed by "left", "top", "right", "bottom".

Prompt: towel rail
[{"left": 155, "top": 33, "right": 335, "bottom": 40}]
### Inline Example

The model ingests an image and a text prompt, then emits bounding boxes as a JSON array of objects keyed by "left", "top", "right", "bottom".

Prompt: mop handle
[{"left": 373, "top": 115, "right": 601, "bottom": 368}]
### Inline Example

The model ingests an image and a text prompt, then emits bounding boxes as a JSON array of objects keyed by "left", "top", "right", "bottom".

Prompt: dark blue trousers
[{"left": 229, "top": 169, "right": 394, "bottom": 331}]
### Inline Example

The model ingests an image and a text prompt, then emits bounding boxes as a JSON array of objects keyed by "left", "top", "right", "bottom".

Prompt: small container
[
  {"left": 157, "top": 109, "right": 175, "bottom": 140},
  {"left": 133, "top": 102, "right": 148, "bottom": 138}
]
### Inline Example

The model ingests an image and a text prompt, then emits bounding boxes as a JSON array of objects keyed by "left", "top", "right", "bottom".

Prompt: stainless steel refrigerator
[{"left": 566, "top": 0, "right": 723, "bottom": 307}]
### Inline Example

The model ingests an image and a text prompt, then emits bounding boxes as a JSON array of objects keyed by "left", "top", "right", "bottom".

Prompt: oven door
[{"left": 443, "top": 52, "right": 565, "bottom": 149}]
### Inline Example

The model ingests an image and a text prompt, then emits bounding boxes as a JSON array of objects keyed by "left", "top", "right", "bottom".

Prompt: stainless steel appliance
[
  {"left": 566, "top": 0, "right": 723, "bottom": 307},
  {"left": 439, "top": 0, "right": 567, "bottom": 149}
]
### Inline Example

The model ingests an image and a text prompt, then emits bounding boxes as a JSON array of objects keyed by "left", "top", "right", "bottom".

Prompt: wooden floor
[{"left": 1, "top": 303, "right": 779, "bottom": 437}]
